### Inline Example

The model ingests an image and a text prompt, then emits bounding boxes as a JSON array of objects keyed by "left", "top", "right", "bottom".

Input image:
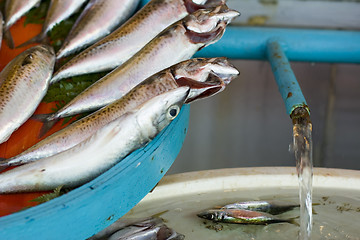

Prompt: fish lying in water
[
  {"left": 221, "top": 200, "right": 300, "bottom": 215},
  {"left": 17, "top": 0, "right": 87, "bottom": 48},
  {"left": 43, "top": 5, "right": 239, "bottom": 127},
  {"left": 197, "top": 209, "right": 297, "bottom": 225},
  {"left": 0, "top": 57, "right": 239, "bottom": 168},
  {"left": 51, "top": 0, "right": 226, "bottom": 82},
  {"left": 0, "top": 44, "right": 55, "bottom": 144},
  {"left": 89, "top": 217, "right": 184, "bottom": 240},
  {"left": 56, "top": 0, "right": 141, "bottom": 59},
  {"left": 0, "top": 87, "right": 189, "bottom": 193},
  {"left": 3, "top": 0, "right": 41, "bottom": 48}
]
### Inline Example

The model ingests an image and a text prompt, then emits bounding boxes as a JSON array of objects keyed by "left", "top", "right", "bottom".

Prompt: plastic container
[
  {"left": 0, "top": 105, "right": 190, "bottom": 240},
  {"left": 124, "top": 167, "right": 360, "bottom": 239}
]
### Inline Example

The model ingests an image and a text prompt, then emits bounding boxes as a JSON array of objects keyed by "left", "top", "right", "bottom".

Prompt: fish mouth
[
  {"left": 184, "top": 4, "right": 240, "bottom": 33},
  {"left": 183, "top": 5, "right": 239, "bottom": 44},
  {"left": 172, "top": 57, "right": 239, "bottom": 100},
  {"left": 205, "top": 57, "right": 240, "bottom": 85},
  {"left": 175, "top": 75, "right": 224, "bottom": 103}
]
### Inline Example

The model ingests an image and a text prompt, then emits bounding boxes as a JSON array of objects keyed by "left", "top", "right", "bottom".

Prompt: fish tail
[
  {"left": 31, "top": 113, "right": 59, "bottom": 138},
  {"left": 287, "top": 216, "right": 300, "bottom": 226},
  {"left": 16, "top": 33, "right": 46, "bottom": 49},
  {"left": 3, "top": 29, "right": 15, "bottom": 49}
]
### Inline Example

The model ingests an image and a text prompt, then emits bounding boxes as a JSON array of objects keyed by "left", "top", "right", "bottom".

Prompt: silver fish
[
  {"left": 47, "top": 5, "right": 239, "bottom": 120},
  {"left": 108, "top": 226, "right": 161, "bottom": 240},
  {"left": 51, "top": 0, "right": 226, "bottom": 82},
  {"left": 222, "top": 200, "right": 300, "bottom": 215},
  {"left": 0, "top": 87, "right": 189, "bottom": 193},
  {"left": 0, "top": 57, "right": 239, "bottom": 168},
  {"left": 3, "top": 0, "right": 41, "bottom": 48},
  {"left": 56, "top": 0, "right": 141, "bottom": 59},
  {"left": 17, "top": 0, "right": 87, "bottom": 47},
  {"left": 0, "top": 44, "right": 55, "bottom": 144},
  {"left": 108, "top": 224, "right": 184, "bottom": 240},
  {"left": 197, "top": 209, "right": 297, "bottom": 225},
  {"left": 91, "top": 217, "right": 184, "bottom": 240},
  {"left": 89, "top": 217, "right": 163, "bottom": 240}
]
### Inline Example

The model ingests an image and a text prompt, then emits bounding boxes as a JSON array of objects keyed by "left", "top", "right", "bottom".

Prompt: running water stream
[{"left": 291, "top": 107, "right": 313, "bottom": 240}]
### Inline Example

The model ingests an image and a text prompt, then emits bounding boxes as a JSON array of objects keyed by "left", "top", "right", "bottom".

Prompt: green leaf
[
  {"left": 30, "top": 186, "right": 64, "bottom": 204},
  {"left": 24, "top": 0, "right": 50, "bottom": 26},
  {"left": 43, "top": 71, "right": 109, "bottom": 107}
]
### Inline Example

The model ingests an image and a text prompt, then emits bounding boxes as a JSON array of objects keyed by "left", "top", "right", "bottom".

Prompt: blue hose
[{"left": 266, "top": 39, "right": 309, "bottom": 116}]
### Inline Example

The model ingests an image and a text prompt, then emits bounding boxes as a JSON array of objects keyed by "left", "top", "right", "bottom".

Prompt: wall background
[
  {"left": 167, "top": 0, "right": 360, "bottom": 174},
  {"left": 169, "top": 60, "right": 360, "bottom": 174}
]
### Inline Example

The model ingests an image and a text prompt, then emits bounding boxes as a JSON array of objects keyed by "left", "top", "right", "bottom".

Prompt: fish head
[
  {"left": 197, "top": 209, "right": 223, "bottom": 221},
  {"left": 171, "top": 57, "right": 239, "bottom": 102},
  {"left": 183, "top": 4, "right": 239, "bottom": 46},
  {"left": 135, "top": 87, "right": 190, "bottom": 139},
  {"left": 27, "top": 44, "right": 56, "bottom": 67},
  {"left": 184, "top": 4, "right": 239, "bottom": 33},
  {"left": 173, "top": 57, "right": 239, "bottom": 84}
]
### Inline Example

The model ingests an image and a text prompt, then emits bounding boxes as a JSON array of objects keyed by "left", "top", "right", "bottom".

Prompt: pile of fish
[
  {"left": 88, "top": 217, "right": 184, "bottom": 240},
  {"left": 197, "top": 200, "right": 300, "bottom": 225},
  {"left": 0, "top": 0, "right": 239, "bottom": 193}
]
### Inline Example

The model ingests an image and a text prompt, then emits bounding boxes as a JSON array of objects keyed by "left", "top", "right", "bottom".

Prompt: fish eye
[
  {"left": 167, "top": 105, "right": 180, "bottom": 120},
  {"left": 21, "top": 54, "right": 33, "bottom": 66}
]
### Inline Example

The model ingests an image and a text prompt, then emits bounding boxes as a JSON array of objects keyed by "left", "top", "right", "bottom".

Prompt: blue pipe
[
  {"left": 197, "top": 26, "right": 360, "bottom": 63},
  {"left": 266, "top": 40, "right": 309, "bottom": 116}
]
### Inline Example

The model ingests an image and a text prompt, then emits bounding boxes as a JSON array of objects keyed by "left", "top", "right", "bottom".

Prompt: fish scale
[
  {"left": 0, "top": 45, "right": 55, "bottom": 144},
  {"left": 0, "top": 57, "right": 239, "bottom": 169},
  {"left": 16, "top": 0, "right": 88, "bottom": 48},
  {"left": 50, "top": 25, "right": 197, "bottom": 118},
  {"left": 56, "top": 0, "right": 141, "bottom": 59},
  {"left": 47, "top": 5, "right": 238, "bottom": 121},
  {"left": 51, "top": 0, "right": 226, "bottom": 83},
  {"left": 4, "top": 0, "right": 40, "bottom": 28},
  {"left": 3, "top": 0, "right": 41, "bottom": 48},
  {"left": 0, "top": 87, "right": 189, "bottom": 193}
]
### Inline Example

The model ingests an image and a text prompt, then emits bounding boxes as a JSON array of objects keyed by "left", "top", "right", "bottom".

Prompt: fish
[
  {"left": 3, "top": 0, "right": 41, "bottom": 48},
  {"left": 51, "top": 0, "right": 226, "bottom": 82},
  {"left": 197, "top": 209, "right": 297, "bottom": 225},
  {"left": 45, "top": 5, "right": 239, "bottom": 123},
  {"left": 108, "top": 225, "right": 185, "bottom": 240},
  {"left": 88, "top": 217, "right": 163, "bottom": 240},
  {"left": 16, "top": 0, "right": 87, "bottom": 48},
  {"left": 0, "top": 57, "right": 239, "bottom": 169},
  {"left": 0, "top": 87, "right": 190, "bottom": 193},
  {"left": 0, "top": 44, "right": 55, "bottom": 144},
  {"left": 56, "top": 0, "right": 141, "bottom": 59},
  {"left": 90, "top": 217, "right": 184, "bottom": 240},
  {"left": 221, "top": 200, "right": 300, "bottom": 215}
]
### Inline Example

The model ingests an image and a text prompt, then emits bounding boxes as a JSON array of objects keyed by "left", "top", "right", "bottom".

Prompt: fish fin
[
  {"left": 287, "top": 216, "right": 300, "bottom": 226},
  {"left": 151, "top": 210, "right": 169, "bottom": 219},
  {"left": 16, "top": 33, "right": 45, "bottom": 48},
  {"left": 0, "top": 158, "right": 10, "bottom": 172},
  {"left": 3, "top": 29, "right": 15, "bottom": 49},
  {"left": 31, "top": 114, "right": 59, "bottom": 138}
]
